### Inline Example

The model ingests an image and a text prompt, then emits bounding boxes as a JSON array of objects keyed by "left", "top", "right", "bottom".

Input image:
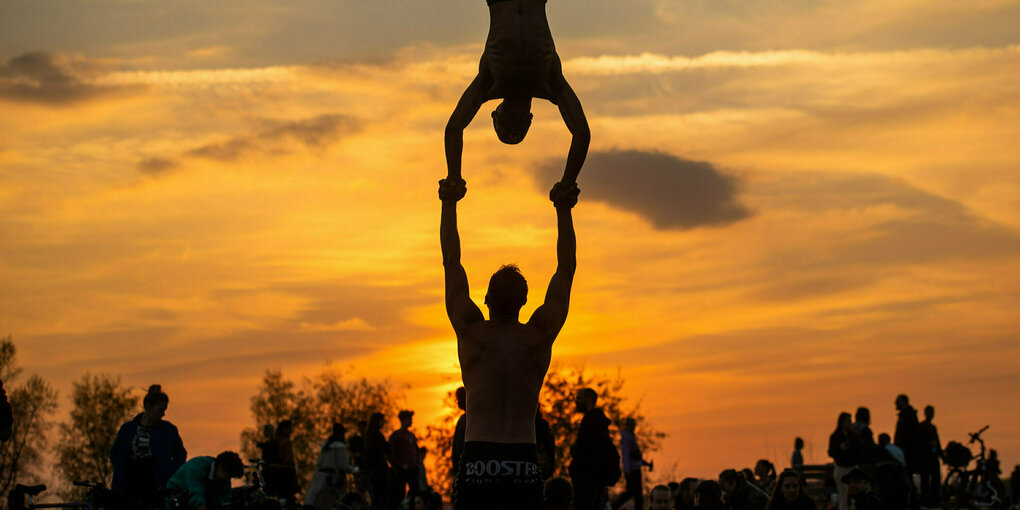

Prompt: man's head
[
  {"left": 855, "top": 407, "right": 870, "bottom": 425},
  {"left": 398, "top": 410, "right": 414, "bottom": 428},
  {"left": 924, "top": 405, "right": 935, "bottom": 421},
  {"left": 276, "top": 420, "right": 293, "bottom": 438},
  {"left": 214, "top": 451, "right": 245, "bottom": 481},
  {"left": 895, "top": 394, "right": 909, "bottom": 410},
  {"left": 544, "top": 476, "right": 573, "bottom": 508},
  {"left": 369, "top": 412, "right": 385, "bottom": 431},
  {"left": 842, "top": 468, "right": 872, "bottom": 495},
  {"left": 485, "top": 264, "right": 528, "bottom": 316},
  {"left": 492, "top": 97, "right": 533, "bottom": 145},
  {"left": 695, "top": 480, "right": 723, "bottom": 506},
  {"left": 678, "top": 478, "right": 699, "bottom": 505},
  {"left": 574, "top": 388, "right": 597, "bottom": 414},
  {"left": 340, "top": 491, "right": 367, "bottom": 510},
  {"left": 718, "top": 469, "right": 741, "bottom": 495},
  {"left": 456, "top": 386, "right": 466, "bottom": 411},
  {"left": 332, "top": 422, "right": 346, "bottom": 439},
  {"left": 794, "top": 437, "right": 804, "bottom": 450},
  {"left": 650, "top": 485, "right": 674, "bottom": 510},
  {"left": 624, "top": 418, "right": 637, "bottom": 433}
]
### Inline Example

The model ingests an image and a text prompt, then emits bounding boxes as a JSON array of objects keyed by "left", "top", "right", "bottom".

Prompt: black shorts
[
  {"left": 487, "top": 0, "right": 546, "bottom": 5},
  {"left": 454, "top": 442, "right": 543, "bottom": 510}
]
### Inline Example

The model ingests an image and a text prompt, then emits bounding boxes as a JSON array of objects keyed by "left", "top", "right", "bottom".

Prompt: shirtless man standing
[
  {"left": 445, "top": 0, "right": 590, "bottom": 185},
  {"left": 439, "top": 177, "right": 578, "bottom": 509}
]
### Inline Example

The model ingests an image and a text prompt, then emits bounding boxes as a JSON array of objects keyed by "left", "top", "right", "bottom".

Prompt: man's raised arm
[
  {"left": 529, "top": 182, "right": 579, "bottom": 338},
  {"left": 440, "top": 179, "right": 483, "bottom": 330},
  {"left": 555, "top": 79, "right": 590, "bottom": 185},
  {"left": 445, "top": 73, "right": 491, "bottom": 182}
]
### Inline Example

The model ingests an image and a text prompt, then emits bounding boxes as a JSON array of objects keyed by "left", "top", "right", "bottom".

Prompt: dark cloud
[
  {"left": 758, "top": 172, "right": 1020, "bottom": 265},
  {"left": 537, "top": 150, "right": 752, "bottom": 230},
  {"left": 0, "top": 51, "right": 137, "bottom": 105},
  {"left": 137, "top": 157, "right": 178, "bottom": 175},
  {"left": 740, "top": 172, "right": 1020, "bottom": 302}
]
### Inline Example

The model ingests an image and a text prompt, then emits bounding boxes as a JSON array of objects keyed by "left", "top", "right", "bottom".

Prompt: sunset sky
[{"left": 2, "top": 0, "right": 1019, "bottom": 481}]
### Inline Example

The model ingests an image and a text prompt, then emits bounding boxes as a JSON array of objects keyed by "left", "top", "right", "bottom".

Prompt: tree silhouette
[
  {"left": 0, "top": 336, "right": 59, "bottom": 502},
  {"left": 54, "top": 373, "right": 138, "bottom": 499},
  {"left": 240, "top": 366, "right": 406, "bottom": 500},
  {"left": 422, "top": 364, "right": 666, "bottom": 498}
]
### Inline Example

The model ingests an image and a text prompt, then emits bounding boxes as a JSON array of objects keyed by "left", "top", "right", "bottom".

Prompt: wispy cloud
[
  {"left": 299, "top": 318, "right": 376, "bottom": 333},
  {"left": 565, "top": 46, "right": 1020, "bottom": 75}
]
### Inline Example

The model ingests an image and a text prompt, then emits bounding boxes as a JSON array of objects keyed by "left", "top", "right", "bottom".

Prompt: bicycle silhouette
[
  {"left": 7, "top": 480, "right": 111, "bottom": 510},
  {"left": 942, "top": 426, "right": 1004, "bottom": 510}
]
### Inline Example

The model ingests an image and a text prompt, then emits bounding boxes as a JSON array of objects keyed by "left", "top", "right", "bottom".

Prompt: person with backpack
[{"left": 569, "top": 388, "right": 621, "bottom": 510}]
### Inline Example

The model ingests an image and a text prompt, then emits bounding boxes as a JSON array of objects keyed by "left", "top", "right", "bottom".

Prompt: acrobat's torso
[{"left": 482, "top": 0, "right": 562, "bottom": 103}]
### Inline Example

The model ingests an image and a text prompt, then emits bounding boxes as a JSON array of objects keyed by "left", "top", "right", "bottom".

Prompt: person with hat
[
  {"left": 843, "top": 468, "right": 890, "bottom": 510},
  {"left": 694, "top": 480, "right": 726, "bottom": 510},
  {"left": 388, "top": 410, "right": 419, "bottom": 510}
]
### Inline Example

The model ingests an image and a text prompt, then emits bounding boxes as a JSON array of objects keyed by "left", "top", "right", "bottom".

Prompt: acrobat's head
[
  {"left": 484, "top": 264, "right": 528, "bottom": 316},
  {"left": 492, "top": 97, "right": 533, "bottom": 145}
]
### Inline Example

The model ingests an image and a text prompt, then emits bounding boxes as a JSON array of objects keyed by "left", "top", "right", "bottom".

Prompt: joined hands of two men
[{"left": 438, "top": 178, "right": 579, "bottom": 208}]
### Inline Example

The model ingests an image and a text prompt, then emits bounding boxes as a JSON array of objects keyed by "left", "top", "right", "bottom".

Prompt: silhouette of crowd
[{"left": 4, "top": 378, "right": 1018, "bottom": 510}]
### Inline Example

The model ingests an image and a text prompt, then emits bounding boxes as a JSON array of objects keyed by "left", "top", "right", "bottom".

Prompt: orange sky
[{"left": 2, "top": 0, "right": 1019, "bottom": 481}]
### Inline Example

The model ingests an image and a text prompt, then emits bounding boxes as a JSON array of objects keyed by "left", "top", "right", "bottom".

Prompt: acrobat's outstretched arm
[
  {"left": 440, "top": 179, "right": 484, "bottom": 331},
  {"left": 445, "top": 73, "right": 491, "bottom": 181},
  {"left": 555, "top": 78, "right": 590, "bottom": 185},
  {"left": 528, "top": 182, "right": 579, "bottom": 340}
]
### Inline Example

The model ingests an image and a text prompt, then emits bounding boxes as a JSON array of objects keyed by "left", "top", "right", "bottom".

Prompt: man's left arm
[{"left": 555, "top": 77, "right": 590, "bottom": 185}]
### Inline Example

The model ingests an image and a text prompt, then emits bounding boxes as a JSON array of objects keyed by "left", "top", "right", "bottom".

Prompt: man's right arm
[
  {"left": 445, "top": 72, "right": 491, "bottom": 181},
  {"left": 528, "top": 182, "right": 578, "bottom": 339},
  {"left": 440, "top": 179, "right": 484, "bottom": 331}
]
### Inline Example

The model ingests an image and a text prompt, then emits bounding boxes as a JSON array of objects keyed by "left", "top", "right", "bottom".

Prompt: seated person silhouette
[
  {"left": 439, "top": 178, "right": 579, "bottom": 509},
  {"left": 445, "top": 0, "right": 590, "bottom": 185}
]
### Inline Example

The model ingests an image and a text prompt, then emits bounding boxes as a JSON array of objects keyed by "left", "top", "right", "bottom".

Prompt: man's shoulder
[{"left": 176, "top": 456, "right": 213, "bottom": 477}]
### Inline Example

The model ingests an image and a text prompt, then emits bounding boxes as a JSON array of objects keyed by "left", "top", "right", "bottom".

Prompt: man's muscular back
[{"left": 458, "top": 320, "right": 554, "bottom": 444}]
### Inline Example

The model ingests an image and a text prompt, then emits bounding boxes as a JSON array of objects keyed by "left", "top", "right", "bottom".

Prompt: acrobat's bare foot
[
  {"left": 438, "top": 178, "right": 467, "bottom": 202},
  {"left": 549, "top": 181, "right": 580, "bottom": 208}
]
